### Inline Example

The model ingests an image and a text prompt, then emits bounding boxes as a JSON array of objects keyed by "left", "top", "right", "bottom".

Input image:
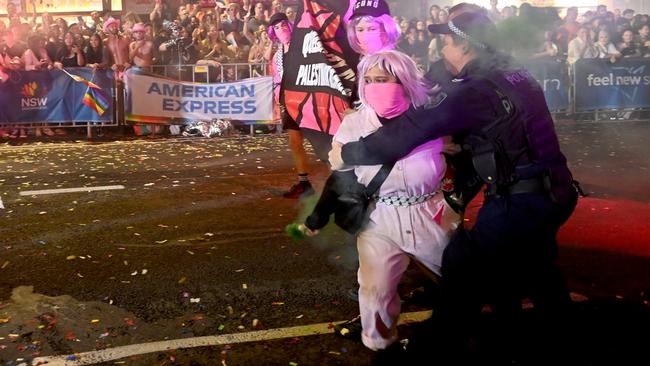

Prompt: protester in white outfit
[{"left": 301, "top": 50, "right": 460, "bottom": 350}]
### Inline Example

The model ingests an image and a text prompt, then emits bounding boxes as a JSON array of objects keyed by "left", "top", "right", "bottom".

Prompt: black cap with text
[
  {"left": 352, "top": 0, "right": 390, "bottom": 19},
  {"left": 269, "top": 12, "right": 289, "bottom": 26}
]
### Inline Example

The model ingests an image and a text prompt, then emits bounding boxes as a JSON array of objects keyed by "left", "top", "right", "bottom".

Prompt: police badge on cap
[{"left": 352, "top": 0, "right": 391, "bottom": 19}]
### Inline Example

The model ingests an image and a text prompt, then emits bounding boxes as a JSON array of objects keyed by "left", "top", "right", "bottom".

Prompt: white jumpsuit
[{"left": 333, "top": 107, "right": 461, "bottom": 351}]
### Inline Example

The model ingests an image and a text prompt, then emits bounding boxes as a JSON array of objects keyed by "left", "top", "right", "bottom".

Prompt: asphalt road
[{"left": 1, "top": 121, "right": 649, "bottom": 366}]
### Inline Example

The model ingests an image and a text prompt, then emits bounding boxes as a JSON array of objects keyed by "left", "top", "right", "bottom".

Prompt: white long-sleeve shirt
[{"left": 333, "top": 107, "right": 459, "bottom": 271}]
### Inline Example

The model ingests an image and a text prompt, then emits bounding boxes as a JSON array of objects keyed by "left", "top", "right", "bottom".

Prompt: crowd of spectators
[
  {"left": 0, "top": 0, "right": 299, "bottom": 137},
  {"left": 393, "top": 2, "right": 650, "bottom": 70},
  {"left": 1, "top": 1, "right": 650, "bottom": 138}
]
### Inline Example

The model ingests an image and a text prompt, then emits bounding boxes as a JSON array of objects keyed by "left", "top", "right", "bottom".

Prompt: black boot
[{"left": 282, "top": 181, "right": 314, "bottom": 199}]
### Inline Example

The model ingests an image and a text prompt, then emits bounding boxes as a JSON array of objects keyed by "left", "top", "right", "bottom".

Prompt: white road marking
[
  {"left": 19, "top": 185, "right": 125, "bottom": 196},
  {"left": 31, "top": 310, "right": 433, "bottom": 366}
]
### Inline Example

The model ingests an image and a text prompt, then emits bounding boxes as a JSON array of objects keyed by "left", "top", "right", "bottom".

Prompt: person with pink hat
[
  {"left": 104, "top": 17, "right": 131, "bottom": 79},
  {"left": 103, "top": 17, "right": 120, "bottom": 34},
  {"left": 129, "top": 23, "right": 154, "bottom": 69}
]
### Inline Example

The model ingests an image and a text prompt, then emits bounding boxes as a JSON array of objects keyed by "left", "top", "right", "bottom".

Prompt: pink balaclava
[
  {"left": 364, "top": 82, "right": 410, "bottom": 119},
  {"left": 358, "top": 27, "right": 386, "bottom": 55},
  {"left": 276, "top": 24, "right": 292, "bottom": 44}
]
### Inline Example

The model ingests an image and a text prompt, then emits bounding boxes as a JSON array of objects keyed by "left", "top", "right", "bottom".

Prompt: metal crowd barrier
[
  {"left": 143, "top": 62, "right": 277, "bottom": 135},
  {"left": 150, "top": 62, "right": 270, "bottom": 83},
  {"left": 526, "top": 58, "right": 650, "bottom": 121},
  {"left": 3, "top": 59, "right": 649, "bottom": 139},
  {"left": 0, "top": 63, "right": 275, "bottom": 138},
  {"left": 569, "top": 58, "right": 650, "bottom": 122},
  {"left": 0, "top": 67, "right": 117, "bottom": 138}
]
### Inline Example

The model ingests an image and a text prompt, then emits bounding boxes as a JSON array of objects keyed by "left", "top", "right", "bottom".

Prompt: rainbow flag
[
  {"left": 83, "top": 88, "right": 109, "bottom": 116},
  {"left": 62, "top": 69, "right": 101, "bottom": 89}
]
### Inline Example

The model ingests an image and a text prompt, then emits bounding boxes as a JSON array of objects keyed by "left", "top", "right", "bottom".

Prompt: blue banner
[
  {"left": 525, "top": 60, "right": 569, "bottom": 112},
  {"left": 574, "top": 58, "right": 650, "bottom": 111},
  {"left": 0, "top": 68, "right": 113, "bottom": 124}
]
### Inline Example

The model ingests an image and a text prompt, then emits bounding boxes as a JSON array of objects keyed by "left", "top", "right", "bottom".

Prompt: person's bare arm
[
  {"left": 263, "top": 42, "right": 274, "bottom": 62},
  {"left": 74, "top": 45, "right": 85, "bottom": 66},
  {"left": 129, "top": 41, "right": 138, "bottom": 62},
  {"left": 242, "top": 15, "right": 255, "bottom": 44},
  {"left": 150, "top": 2, "right": 162, "bottom": 22},
  {"left": 28, "top": 0, "right": 37, "bottom": 27}
]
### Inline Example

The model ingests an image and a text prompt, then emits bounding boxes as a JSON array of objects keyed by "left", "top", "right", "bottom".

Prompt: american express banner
[
  {"left": 125, "top": 70, "right": 273, "bottom": 122},
  {"left": 0, "top": 68, "right": 113, "bottom": 123},
  {"left": 525, "top": 60, "right": 569, "bottom": 112},
  {"left": 574, "top": 58, "right": 650, "bottom": 112},
  {"left": 282, "top": 0, "right": 359, "bottom": 135}
]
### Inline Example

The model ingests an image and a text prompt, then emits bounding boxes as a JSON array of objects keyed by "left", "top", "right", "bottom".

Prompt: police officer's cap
[
  {"left": 352, "top": 0, "right": 390, "bottom": 19},
  {"left": 269, "top": 12, "right": 289, "bottom": 26},
  {"left": 428, "top": 12, "right": 496, "bottom": 50}
]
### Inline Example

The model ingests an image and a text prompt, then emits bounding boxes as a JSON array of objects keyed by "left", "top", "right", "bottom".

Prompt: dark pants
[
  {"left": 436, "top": 191, "right": 578, "bottom": 363},
  {"left": 300, "top": 127, "right": 333, "bottom": 163}
]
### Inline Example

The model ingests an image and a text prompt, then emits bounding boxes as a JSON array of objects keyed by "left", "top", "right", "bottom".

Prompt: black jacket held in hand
[{"left": 304, "top": 170, "right": 360, "bottom": 232}]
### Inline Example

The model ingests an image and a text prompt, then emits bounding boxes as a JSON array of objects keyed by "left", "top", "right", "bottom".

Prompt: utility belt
[
  {"left": 485, "top": 177, "right": 546, "bottom": 199},
  {"left": 375, "top": 191, "right": 438, "bottom": 207}
]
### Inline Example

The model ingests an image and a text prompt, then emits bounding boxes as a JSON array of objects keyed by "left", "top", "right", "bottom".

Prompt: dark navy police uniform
[{"left": 340, "top": 53, "right": 579, "bottom": 361}]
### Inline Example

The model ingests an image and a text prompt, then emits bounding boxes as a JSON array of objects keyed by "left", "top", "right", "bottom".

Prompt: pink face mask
[
  {"left": 276, "top": 27, "right": 291, "bottom": 44},
  {"left": 364, "top": 82, "right": 410, "bottom": 119},
  {"left": 358, "top": 30, "right": 385, "bottom": 55}
]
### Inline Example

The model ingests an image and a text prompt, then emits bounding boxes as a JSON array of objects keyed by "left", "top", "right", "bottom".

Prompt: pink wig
[
  {"left": 357, "top": 50, "right": 429, "bottom": 108},
  {"left": 267, "top": 19, "right": 294, "bottom": 43},
  {"left": 346, "top": 14, "right": 400, "bottom": 55}
]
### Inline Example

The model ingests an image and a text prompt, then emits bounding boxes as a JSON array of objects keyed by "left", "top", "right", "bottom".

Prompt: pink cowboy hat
[{"left": 103, "top": 17, "right": 120, "bottom": 33}]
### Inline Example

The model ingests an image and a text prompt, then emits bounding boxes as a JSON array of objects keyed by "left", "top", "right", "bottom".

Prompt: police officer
[{"left": 329, "top": 10, "right": 579, "bottom": 363}]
